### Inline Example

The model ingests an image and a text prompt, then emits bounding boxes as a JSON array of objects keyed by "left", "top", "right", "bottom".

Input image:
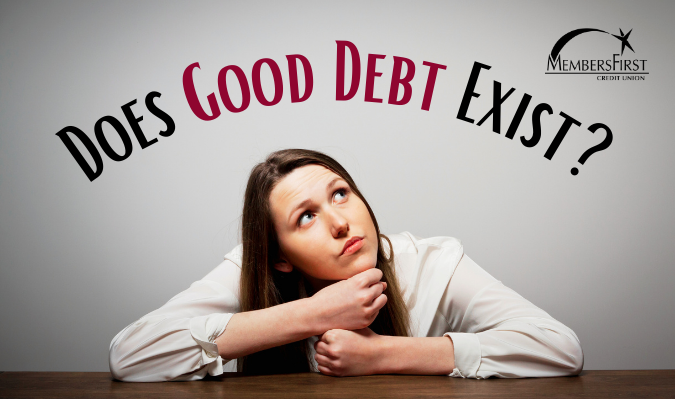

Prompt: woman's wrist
[
  {"left": 216, "top": 297, "right": 325, "bottom": 359},
  {"left": 375, "top": 335, "right": 456, "bottom": 375},
  {"left": 297, "top": 296, "right": 330, "bottom": 336},
  {"left": 372, "top": 334, "right": 396, "bottom": 374}
]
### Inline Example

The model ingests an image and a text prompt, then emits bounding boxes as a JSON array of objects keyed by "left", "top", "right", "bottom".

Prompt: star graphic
[{"left": 612, "top": 28, "right": 635, "bottom": 55}]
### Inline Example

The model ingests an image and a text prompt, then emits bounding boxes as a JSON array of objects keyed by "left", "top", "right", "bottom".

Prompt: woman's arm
[
  {"left": 439, "top": 254, "right": 583, "bottom": 378},
  {"left": 313, "top": 329, "right": 455, "bottom": 376},
  {"left": 109, "top": 259, "right": 242, "bottom": 382},
  {"left": 214, "top": 297, "right": 320, "bottom": 359},
  {"left": 216, "top": 268, "right": 388, "bottom": 359},
  {"left": 109, "top": 255, "right": 388, "bottom": 381},
  {"left": 377, "top": 335, "right": 455, "bottom": 375},
  {"left": 313, "top": 253, "right": 582, "bottom": 378}
]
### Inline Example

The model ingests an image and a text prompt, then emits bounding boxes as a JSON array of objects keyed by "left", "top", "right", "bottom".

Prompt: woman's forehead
[
  {"left": 272, "top": 165, "right": 339, "bottom": 202},
  {"left": 270, "top": 165, "right": 341, "bottom": 215}
]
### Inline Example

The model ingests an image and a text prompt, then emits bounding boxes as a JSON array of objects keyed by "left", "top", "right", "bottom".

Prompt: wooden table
[{"left": 1, "top": 370, "right": 673, "bottom": 398}]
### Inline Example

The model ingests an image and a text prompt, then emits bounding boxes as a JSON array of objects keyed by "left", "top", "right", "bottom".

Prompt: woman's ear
[
  {"left": 273, "top": 249, "right": 293, "bottom": 273},
  {"left": 273, "top": 259, "right": 293, "bottom": 273}
]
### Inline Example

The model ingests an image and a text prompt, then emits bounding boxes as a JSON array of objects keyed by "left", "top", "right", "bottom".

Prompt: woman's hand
[
  {"left": 314, "top": 328, "right": 384, "bottom": 376},
  {"left": 309, "top": 268, "right": 388, "bottom": 332}
]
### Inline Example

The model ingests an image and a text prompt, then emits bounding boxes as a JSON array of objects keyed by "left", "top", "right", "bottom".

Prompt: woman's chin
[{"left": 347, "top": 257, "right": 378, "bottom": 277}]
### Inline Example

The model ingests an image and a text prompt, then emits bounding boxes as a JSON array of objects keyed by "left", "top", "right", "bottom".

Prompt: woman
[{"left": 109, "top": 149, "right": 583, "bottom": 381}]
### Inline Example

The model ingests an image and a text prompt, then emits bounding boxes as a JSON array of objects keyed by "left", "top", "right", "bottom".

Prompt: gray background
[{"left": 1, "top": 0, "right": 673, "bottom": 372}]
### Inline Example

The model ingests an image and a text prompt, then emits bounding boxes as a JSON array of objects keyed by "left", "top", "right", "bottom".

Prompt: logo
[{"left": 546, "top": 28, "right": 648, "bottom": 80}]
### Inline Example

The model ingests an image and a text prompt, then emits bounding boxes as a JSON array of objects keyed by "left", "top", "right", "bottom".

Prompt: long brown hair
[{"left": 239, "top": 149, "right": 410, "bottom": 373}]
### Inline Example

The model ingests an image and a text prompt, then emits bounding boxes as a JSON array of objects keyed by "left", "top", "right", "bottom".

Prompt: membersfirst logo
[{"left": 546, "top": 28, "right": 649, "bottom": 80}]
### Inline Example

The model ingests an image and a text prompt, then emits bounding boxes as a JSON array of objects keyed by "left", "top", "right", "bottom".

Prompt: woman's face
[{"left": 269, "top": 164, "right": 378, "bottom": 290}]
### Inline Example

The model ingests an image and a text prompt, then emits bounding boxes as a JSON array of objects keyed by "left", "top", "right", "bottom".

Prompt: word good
[{"left": 183, "top": 55, "right": 313, "bottom": 120}]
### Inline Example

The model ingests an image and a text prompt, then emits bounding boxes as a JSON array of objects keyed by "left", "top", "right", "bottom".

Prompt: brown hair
[{"left": 238, "top": 149, "right": 410, "bottom": 374}]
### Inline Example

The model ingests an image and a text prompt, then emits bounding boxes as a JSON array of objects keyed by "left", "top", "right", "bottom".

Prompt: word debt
[
  {"left": 182, "top": 41, "right": 448, "bottom": 120},
  {"left": 335, "top": 41, "right": 447, "bottom": 110},
  {"left": 56, "top": 92, "right": 175, "bottom": 181}
]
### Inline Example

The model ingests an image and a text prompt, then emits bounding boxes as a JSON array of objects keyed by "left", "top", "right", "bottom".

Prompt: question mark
[{"left": 571, "top": 123, "right": 613, "bottom": 175}]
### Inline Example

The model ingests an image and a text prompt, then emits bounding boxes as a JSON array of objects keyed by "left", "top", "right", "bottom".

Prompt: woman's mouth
[{"left": 341, "top": 237, "right": 364, "bottom": 255}]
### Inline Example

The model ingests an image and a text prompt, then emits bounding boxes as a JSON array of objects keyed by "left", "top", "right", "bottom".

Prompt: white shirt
[{"left": 109, "top": 232, "right": 583, "bottom": 381}]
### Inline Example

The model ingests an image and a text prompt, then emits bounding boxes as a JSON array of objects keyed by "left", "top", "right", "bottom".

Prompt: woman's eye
[
  {"left": 333, "top": 188, "right": 348, "bottom": 203},
  {"left": 298, "top": 212, "right": 314, "bottom": 226}
]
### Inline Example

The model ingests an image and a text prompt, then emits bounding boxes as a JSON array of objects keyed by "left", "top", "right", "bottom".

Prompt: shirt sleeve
[
  {"left": 441, "top": 254, "right": 584, "bottom": 378},
  {"left": 108, "top": 256, "right": 242, "bottom": 382}
]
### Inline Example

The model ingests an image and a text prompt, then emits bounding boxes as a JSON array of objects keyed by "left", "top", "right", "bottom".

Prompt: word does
[{"left": 56, "top": 91, "right": 175, "bottom": 181}]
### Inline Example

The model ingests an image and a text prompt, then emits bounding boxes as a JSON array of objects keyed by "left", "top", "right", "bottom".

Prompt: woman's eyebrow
[
  {"left": 287, "top": 178, "right": 345, "bottom": 223},
  {"left": 326, "top": 177, "right": 342, "bottom": 190},
  {"left": 288, "top": 199, "right": 312, "bottom": 224}
]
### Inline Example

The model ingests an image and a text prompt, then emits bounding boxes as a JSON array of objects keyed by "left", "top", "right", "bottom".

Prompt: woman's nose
[{"left": 328, "top": 209, "right": 349, "bottom": 238}]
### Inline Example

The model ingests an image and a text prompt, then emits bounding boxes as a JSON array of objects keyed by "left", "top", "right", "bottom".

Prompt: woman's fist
[
  {"left": 310, "top": 268, "right": 387, "bottom": 332},
  {"left": 314, "top": 328, "right": 384, "bottom": 376}
]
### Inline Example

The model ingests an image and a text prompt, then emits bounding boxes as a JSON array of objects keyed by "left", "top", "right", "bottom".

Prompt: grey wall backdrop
[{"left": 1, "top": 0, "right": 673, "bottom": 372}]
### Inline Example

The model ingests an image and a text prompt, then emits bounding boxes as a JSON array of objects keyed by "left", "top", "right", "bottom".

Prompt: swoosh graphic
[{"left": 550, "top": 28, "right": 609, "bottom": 60}]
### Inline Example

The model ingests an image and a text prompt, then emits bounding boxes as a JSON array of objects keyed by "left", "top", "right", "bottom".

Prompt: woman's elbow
[
  {"left": 109, "top": 338, "right": 128, "bottom": 381},
  {"left": 550, "top": 329, "right": 584, "bottom": 376},
  {"left": 567, "top": 337, "right": 584, "bottom": 376},
  {"left": 109, "top": 334, "right": 145, "bottom": 382},
  {"left": 108, "top": 331, "right": 150, "bottom": 382},
  {"left": 536, "top": 320, "right": 584, "bottom": 376},
  {"left": 533, "top": 324, "right": 584, "bottom": 376},
  {"left": 108, "top": 326, "right": 205, "bottom": 382}
]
